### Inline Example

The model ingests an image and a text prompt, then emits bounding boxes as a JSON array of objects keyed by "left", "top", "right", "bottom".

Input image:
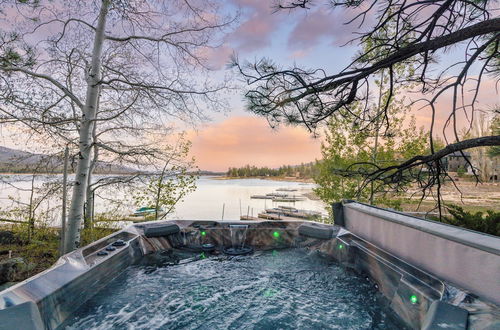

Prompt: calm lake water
[
  {"left": 0, "top": 175, "right": 328, "bottom": 226},
  {"left": 171, "top": 177, "right": 327, "bottom": 220}
]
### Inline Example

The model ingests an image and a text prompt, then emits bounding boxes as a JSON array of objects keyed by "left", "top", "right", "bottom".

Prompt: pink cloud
[
  {"left": 289, "top": 49, "right": 309, "bottom": 59},
  {"left": 197, "top": 44, "right": 234, "bottom": 70},
  {"left": 227, "top": 0, "right": 284, "bottom": 52},
  {"left": 287, "top": 6, "right": 369, "bottom": 51},
  {"left": 187, "top": 116, "right": 321, "bottom": 171},
  {"left": 226, "top": 2, "right": 373, "bottom": 54},
  {"left": 225, "top": 2, "right": 373, "bottom": 54}
]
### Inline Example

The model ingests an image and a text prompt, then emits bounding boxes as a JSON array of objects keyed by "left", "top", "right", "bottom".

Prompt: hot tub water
[{"left": 62, "top": 249, "right": 407, "bottom": 329}]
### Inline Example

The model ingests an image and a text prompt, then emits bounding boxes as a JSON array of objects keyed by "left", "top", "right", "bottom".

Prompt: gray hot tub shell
[{"left": 0, "top": 202, "right": 498, "bottom": 329}]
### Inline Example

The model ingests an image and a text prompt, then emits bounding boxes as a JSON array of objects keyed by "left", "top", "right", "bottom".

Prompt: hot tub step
[{"left": 422, "top": 300, "right": 468, "bottom": 330}]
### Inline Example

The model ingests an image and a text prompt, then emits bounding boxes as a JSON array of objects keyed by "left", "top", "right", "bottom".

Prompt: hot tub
[{"left": 0, "top": 202, "right": 498, "bottom": 329}]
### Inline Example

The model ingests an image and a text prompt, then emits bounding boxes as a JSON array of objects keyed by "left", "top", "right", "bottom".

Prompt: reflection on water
[
  {"left": 0, "top": 175, "right": 327, "bottom": 226},
  {"left": 170, "top": 177, "right": 326, "bottom": 221}
]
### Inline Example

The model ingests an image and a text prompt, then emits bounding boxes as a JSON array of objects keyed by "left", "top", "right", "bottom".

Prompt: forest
[{"left": 226, "top": 163, "right": 318, "bottom": 179}]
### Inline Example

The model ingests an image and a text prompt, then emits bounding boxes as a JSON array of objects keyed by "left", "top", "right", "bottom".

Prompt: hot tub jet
[{"left": 223, "top": 224, "right": 254, "bottom": 256}]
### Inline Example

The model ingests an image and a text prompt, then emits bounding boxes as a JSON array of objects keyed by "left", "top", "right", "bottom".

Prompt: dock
[
  {"left": 240, "top": 215, "right": 260, "bottom": 221},
  {"left": 266, "top": 193, "right": 288, "bottom": 198},
  {"left": 272, "top": 196, "right": 305, "bottom": 202},
  {"left": 257, "top": 212, "right": 282, "bottom": 220},
  {"left": 240, "top": 212, "right": 307, "bottom": 221},
  {"left": 250, "top": 195, "right": 274, "bottom": 199},
  {"left": 265, "top": 207, "right": 321, "bottom": 219},
  {"left": 245, "top": 189, "right": 324, "bottom": 221}
]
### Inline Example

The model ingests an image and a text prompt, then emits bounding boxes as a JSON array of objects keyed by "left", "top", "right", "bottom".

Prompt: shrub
[
  {"left": 456, "top": 166, "right": 466, "bottom": 177},
  {"left": 441, "top": 205, "right": 500, "bottom": 236}
]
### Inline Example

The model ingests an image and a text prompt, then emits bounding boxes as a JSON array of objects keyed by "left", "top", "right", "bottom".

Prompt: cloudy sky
[
  {"left": 0, "top": 1, "right": 496, "bottom": 172},
  {"left": 185, "top": 1, "right": 498, "bottom": 171},
  {"left": 188, "top": 1, "right": 363, "bottom": 171}
]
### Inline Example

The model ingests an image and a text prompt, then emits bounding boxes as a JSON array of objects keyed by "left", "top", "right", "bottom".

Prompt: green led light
[
  {"left": 264, "top": 288, "right": 278, "bottom": 297},
  {"left": 410, "top": 295, "right": 418, "bottom": 304},
  {"left": 338, "top": 244, "right": 344, "bottom": 249},
  {"left": 200, "top": 252, "right": 206, "bottom": 259},
  {"left": 273, "top": 231, "right": 280, "bottom": 238},
  {"left": 200, "top": 231, "right": 206, "bottom": 236}
]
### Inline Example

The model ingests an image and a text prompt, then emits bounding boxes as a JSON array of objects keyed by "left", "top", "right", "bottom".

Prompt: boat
[
  {"left": 130, "top": 207, "right": 166, "bottom": 217},
  {"left": 276, "top": 188, "right": 298, "bottom": 192}
]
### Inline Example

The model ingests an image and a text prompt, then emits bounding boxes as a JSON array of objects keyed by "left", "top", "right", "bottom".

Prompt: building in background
[{"left": 443, "top": 151, "right": 471, "bottom": 172}]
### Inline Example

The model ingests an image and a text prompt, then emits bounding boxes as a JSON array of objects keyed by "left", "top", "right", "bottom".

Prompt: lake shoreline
[
  {"left": 210, "top": 176, "right": 314, "bottom": 183},
  {"left": 0, "top": 171, "right": 137, "bottom": 176}
]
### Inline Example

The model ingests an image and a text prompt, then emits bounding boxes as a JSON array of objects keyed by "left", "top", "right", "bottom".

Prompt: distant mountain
[{"left": 0, "top": 146, "right": 137, "bottom": 174}]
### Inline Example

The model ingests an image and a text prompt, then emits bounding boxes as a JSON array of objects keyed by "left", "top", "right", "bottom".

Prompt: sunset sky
[
  {"left": 185, "top": 1, "right": 365, "bottom": 171},
  {"left": 184, "top": 1, "right": 498, "bottom": 171},
  {"left": 0, "top": 1, "right": 497, "bottom": 172}
]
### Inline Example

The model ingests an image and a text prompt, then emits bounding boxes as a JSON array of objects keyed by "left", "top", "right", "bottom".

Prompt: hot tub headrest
[
  {"left": 144, "top": 224, "right": 180, "bottom": 238},
  {"left": 298, "top": 223, "right": 334, "bottom": 239},
  {"left": 192, "top": 221, "right": 218, "bottom": 228}
]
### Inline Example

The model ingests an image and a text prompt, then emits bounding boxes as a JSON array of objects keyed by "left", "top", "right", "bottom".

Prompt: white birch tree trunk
[
  {"left": 59, "top": 145, "right": 69, "bottom": 256},
  {"left": 84, "top": 119, "right": 98, "bottom": 229},
  {"left": 64, "top": 0, "right": 109, "bottom": 253},
  {"left": 84, "top": 168, "right": 95, "bottom": 229}
]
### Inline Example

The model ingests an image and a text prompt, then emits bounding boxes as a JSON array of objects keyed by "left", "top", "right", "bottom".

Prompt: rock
[
  {"left": 0, "top": 257, "right": 26, "bottom": 284},
  {"left": 0, "top": 231, "right": 17, "bottom": 245}
]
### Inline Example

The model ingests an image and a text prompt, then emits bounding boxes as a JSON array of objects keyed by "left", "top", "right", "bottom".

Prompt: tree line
[{"left": 227, "top": 163, "right": 319, "bottom": 179}]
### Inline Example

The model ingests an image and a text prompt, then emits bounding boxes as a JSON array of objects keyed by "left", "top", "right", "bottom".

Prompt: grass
[
  {"left": 0, "top": 222, "right": 118, "bottom": 283},
  {"left": 400, "top": 199, "right": 500, "bottom": 214}
]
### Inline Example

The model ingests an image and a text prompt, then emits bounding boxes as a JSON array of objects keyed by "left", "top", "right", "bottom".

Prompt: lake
[
  {"left": 0, "top": 175, "right": 328, "bottom": 227},
  {"left": 171, "top": 177, "right": 327, "bottom": 220}
]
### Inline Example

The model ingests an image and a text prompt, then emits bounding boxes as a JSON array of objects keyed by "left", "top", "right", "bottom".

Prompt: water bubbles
[{"left": 63, "top": 249, "right": 407, "bottom": 329}]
